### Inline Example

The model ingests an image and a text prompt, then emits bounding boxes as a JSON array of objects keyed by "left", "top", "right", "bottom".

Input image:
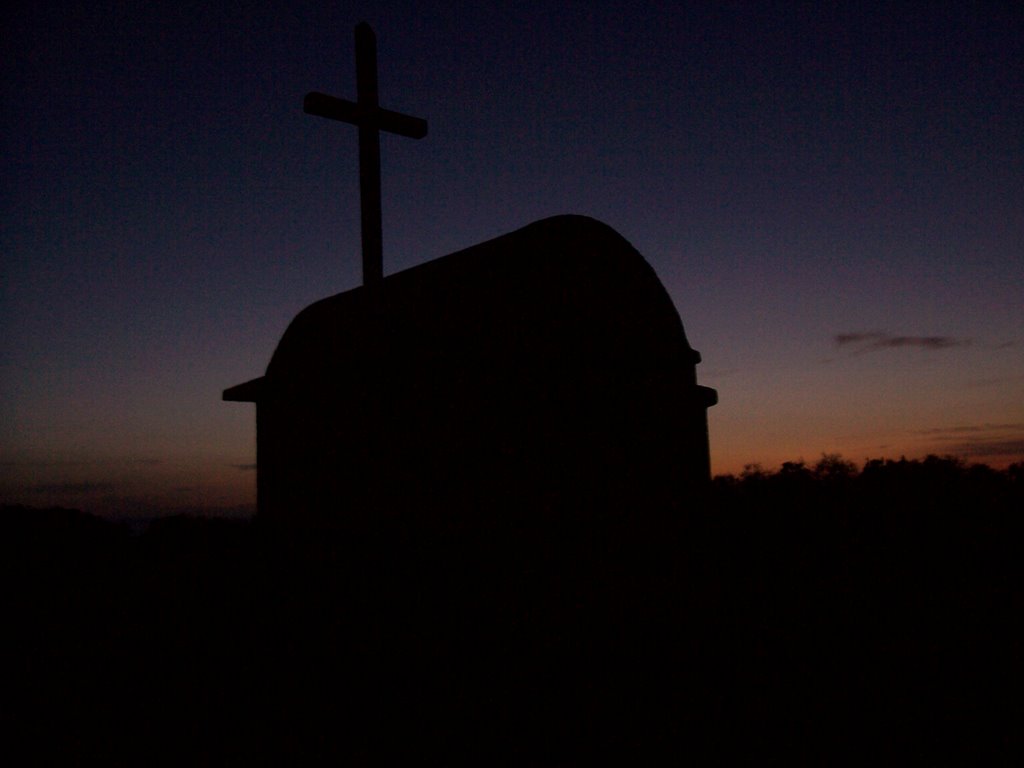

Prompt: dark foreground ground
[{"left": 6, "top": 457, "right": 1022, "bottom": 764}]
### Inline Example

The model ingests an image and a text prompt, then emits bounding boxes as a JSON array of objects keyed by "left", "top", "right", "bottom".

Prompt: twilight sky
[{"left": 2, "top": 0, "right": 1022, "bottom": 517}]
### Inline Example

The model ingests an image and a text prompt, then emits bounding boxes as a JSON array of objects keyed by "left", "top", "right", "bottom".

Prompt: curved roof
[{"left": 264, "top": 215, "right": 697, "bottom": 382}]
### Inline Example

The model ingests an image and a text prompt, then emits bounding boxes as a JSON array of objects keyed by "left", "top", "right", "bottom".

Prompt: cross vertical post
[
  {"left": 303, "top": 22, "right": 428, "bottom": 287},
  {"left": 355, "top": 24, "right": 383, "bottom": 285}
]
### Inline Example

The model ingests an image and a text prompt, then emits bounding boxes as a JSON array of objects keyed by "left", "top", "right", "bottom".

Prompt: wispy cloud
[
  {"left": 914, "top": 423, "right": 1024, "bottom": 436},
  {"left": 946, "top": 439, "right": 1024, "bottom": 458},
  {"left": 912, "top": 423, "right": 1024, "bottom": 463},
  {"left": 2, "top": 457, "right": 161, "bottom": 468},
  {"left": 835, "top": 331, "right": 969, "bottom": 353},
  {"left": 701, "top": 367, "right": 740, "bottom": 379},
  {"left": 967, "top": 374, "right": 1024, "bottom": 388},
  {"left": 29, "top": 481, "right": 116, "bottom": 495}
]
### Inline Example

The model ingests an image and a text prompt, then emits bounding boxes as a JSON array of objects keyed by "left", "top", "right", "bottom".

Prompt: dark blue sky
[{"left": 3, "top": 1, "right": 1022, "bottom": 515}]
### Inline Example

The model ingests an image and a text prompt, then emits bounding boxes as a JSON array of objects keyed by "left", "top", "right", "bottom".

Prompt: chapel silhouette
[
  {"left": 223, "top": 24, "right": 716, "bottom": 530},
  {"left": 225, "top": 215, "right": 717, "bottom": 529}
]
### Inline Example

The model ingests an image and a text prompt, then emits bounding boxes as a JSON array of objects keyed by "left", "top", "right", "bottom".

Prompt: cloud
[
  {"left": 701, "top": 367, "right": 740, "bottom": 379},
  {"left": 912, "top": 423, "right": 1024, "bottom": 463},
  {"left": 835, "top": 332, "right": 888, "bottom": 347},
  {"left": 29, "top": 481, "right": 116, "bottom": 495},
  {"left": 835, "top": 331, "right": 969, "bottom": 353},
  {"left": 914, "top": 423, "right": 1024, "bottom": 436},
  {"left": 968, "top": 374, "right": 1024, "bottom": 388},
  {"left": 2, "top": 457, "right": 161, "bottom": 468},
  {"left": 946, "top": 439, "right": 1024, "bottom": 458}
]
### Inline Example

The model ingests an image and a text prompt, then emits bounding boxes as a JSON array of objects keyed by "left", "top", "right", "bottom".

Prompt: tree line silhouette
[{"left": 6, "top": 454, "right": 1021, "bottom": 763}]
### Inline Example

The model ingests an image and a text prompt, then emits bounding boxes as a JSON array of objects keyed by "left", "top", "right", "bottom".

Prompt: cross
[{"left": 304, "top": 22, "right": 427, "bottom": 286}]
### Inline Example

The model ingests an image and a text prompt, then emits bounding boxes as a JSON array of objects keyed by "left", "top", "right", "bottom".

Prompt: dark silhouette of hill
[{"left": 5, "top": 457, "right": 1022, "bottom": 763}]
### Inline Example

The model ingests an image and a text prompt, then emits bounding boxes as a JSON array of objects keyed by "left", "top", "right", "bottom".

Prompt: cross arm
[{"left": 304, "top": 92, "right": 428, "bottom": 139}]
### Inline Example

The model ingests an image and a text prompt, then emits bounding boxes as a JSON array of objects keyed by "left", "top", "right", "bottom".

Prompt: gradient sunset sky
[{"left": 3, "top": 1, "right": 1022, "bottom": 517}]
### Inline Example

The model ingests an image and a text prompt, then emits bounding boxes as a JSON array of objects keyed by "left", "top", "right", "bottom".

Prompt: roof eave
[{"left": 223, "top": 377, "right": 265, "bottom": 403}]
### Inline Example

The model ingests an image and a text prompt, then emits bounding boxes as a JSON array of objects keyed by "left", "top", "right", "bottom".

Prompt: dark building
[{"left": 224, "top": 215, "right": 716, "bottom": 531}]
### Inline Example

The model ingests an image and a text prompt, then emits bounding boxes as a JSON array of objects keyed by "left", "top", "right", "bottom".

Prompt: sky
[{"left": 2, "top": 0, "right": 1022, "bottom": 518}]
